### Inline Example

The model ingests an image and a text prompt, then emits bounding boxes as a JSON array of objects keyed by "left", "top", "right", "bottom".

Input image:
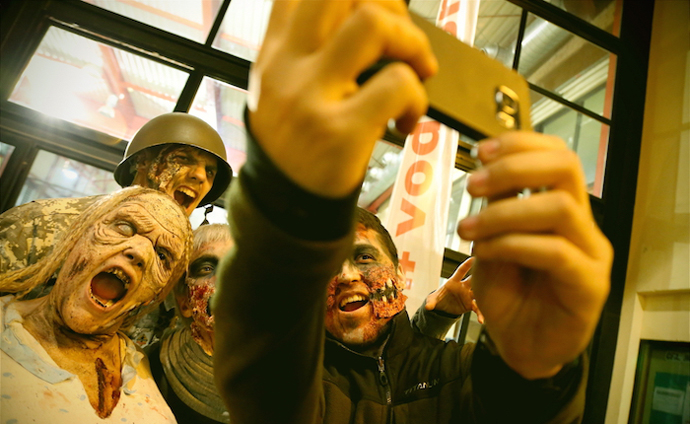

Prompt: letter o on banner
[
  {"left": 411, "top": 120, "right": 441, "bottom": 155},
  {"left": 405, "top": 160, "right": 433, "bottom": 196}
]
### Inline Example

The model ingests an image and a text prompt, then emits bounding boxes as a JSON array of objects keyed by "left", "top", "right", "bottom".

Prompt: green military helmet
[{"left": 114, "top": 112, "right": 233, "bottom": 207}]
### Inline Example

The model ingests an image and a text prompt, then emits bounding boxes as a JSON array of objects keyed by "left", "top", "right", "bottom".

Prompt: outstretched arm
[
  {"left": 412, "top": 257, "right": 484, "bottom": 340},
  {"left": 425, "top": 256, "right": 483, "bottom": 322},
  {"left": 457, "top": 132, "right": 613, "bottom": 380},
  {"left": 213, "top": 2, "right": 436, "bottom": 424}
]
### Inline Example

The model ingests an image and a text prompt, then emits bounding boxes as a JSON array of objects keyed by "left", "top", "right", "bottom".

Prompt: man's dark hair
[{"left": 356, "top": 208, "right": 399, "bottom": 267}]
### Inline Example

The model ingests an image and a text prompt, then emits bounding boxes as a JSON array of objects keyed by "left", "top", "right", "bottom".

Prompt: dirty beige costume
[{"left": 0, "top": 196, "right": 101, "bottom": 275}]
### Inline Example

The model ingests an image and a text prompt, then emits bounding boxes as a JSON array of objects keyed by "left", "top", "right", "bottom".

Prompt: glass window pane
[
  {"left": 212, "top": 0, "right": 272, "bottom": 62},
  {"left": 189, "top": 204, "right": 228, "bottom": 229},
  {"left": 544, "top": 0, "right": 622, "bottom": 36},
  {"left": 532, "top": 90, "right": 609, "bottom": 197},
  {"left": 409, "top": 0, "right": 522, "bottom": 67},
  {"left": 9, "top": 26, "right": 189, "bottom": 140},
  {"left": 0, "top": 142, "right": 15, "bottom": 179},
  {"left": 189, "top": 76, "right": 248, "bottom": 176},
  {"left": 518, "top": 15, "right": 616, "bottom": 118},
  {"left": 357, "top": 140, "right": 404, "bottom": 224},
  {"left": 15, "top": 150, "right": 121, "bottom": 206},
  {"left": 444, "top": 169, "right": 483, "bottom": 256},
  {"left": 473, "top": 1, "right": 523, "bottom": 68},
  {"left": 83, "top": 0, "right": 223, "bottom": 44}
]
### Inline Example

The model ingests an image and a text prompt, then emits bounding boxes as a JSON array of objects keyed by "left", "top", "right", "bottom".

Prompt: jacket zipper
[{"left": 377, "top": 356, "right": 393, "bottom": 423}]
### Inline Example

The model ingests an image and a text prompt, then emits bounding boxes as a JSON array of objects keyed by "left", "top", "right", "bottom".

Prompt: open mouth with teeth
[
  {"left": 89, "top": 268, "right": 130, "bottom": 308},
  {"left": 339, "top": 294, "right": 369, "bottom": 312},
  {"left": 174, "top": 187, "right": 197, "bottom": 210}
]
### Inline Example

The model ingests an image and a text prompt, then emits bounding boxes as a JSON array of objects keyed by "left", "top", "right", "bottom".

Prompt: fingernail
[
  {"left": 468, "top": 169, "right": 488, "bottom": 194},
  {"left": 458, "top": 215, "right": 477, "bottom": 239},
  {"left": 479, "top": 139, "right": 500, "bottom": 159}
]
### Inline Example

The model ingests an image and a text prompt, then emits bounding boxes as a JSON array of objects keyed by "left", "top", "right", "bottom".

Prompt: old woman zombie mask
[
  {"left": 52, "top": 190, "right": 190, "bottom": 336},
  {"left": 0, "top": 187, "right": 192, "bottom": 420},
  {"left": 325, "top": 224, "right": 407, "bottom": 348}
]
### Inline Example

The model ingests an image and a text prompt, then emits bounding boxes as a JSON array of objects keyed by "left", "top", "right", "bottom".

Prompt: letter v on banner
[{"left": 385, "top": 0, "right": 480, "bottom": 315}]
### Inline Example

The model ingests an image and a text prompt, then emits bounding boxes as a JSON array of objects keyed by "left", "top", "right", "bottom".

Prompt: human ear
[{"left": 396, "top": 263, "right": 406, "bottom": 285}]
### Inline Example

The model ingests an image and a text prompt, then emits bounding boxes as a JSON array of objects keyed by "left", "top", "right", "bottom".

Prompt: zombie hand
[{"left": 425, "top": 257, "right": 484, "bottom": 323}]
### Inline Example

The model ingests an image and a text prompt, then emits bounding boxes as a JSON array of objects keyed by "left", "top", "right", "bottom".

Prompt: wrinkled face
[
  {"left": 325, "top": 225, "right": 406, "bottom": 348},
  {"left": 183, "top": 238, "right": 233, "bottom": 355},
  {"left": 145, "top": 146, "right": 218, "bottom": 215},
  {"left": 52, "top": 192, "right": 188, "bottom": 336}
]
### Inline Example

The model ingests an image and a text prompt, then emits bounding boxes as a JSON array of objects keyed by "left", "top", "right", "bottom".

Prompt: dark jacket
[{"left": 322, "top": 309, "right": 586, "bottom": 424}]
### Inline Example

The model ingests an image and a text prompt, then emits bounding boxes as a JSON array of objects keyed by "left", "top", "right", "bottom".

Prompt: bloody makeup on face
[
  {"left": 145, "top": 145, "right": 218, "bottom": 215},
  {"left": 182, "top": 232, "right": 233, "bottom": 355},
  {"left": 325, "top": 225, "right": 406, "bottom": 348}
]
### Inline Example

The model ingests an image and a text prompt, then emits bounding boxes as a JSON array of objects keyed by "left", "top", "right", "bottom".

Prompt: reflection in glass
[
  {"left": 15, "top": 150, "right": 120, "bottom": 206},
  {"left": 9, "top": 27, "right": 188, "bottom": 140},
  {"left": 629, "top": 340, "right": 690, "bottom": 424},
  {"left": 82, "top": 0, "right": 223, "bottom": 43},
  {"left": 445, "top": 169, "right": 483, "bottom": 256},
  {"left": 0, "top": 142, "right": 15, "bottom": 178},
  {"left": 473, "top": 1, "right": 523, "bottom": 69},
  {"left": 358, "top": 141, "right": 403, "bottom": 225},
  {"left": 544, "top": 0, "right": 621, "bottom": 36},
  {"left": 189, "top": 76, "right": 248, "bottom": 176},
  {"left": 518, "top": 15, "right": 616, "bottom": 118},
  {"left": 212, "top": 0, "right": 272, "bottom": 62},
  {"left": 532, "top": 90, "right": 609, "bottom": 197},
  {"left": 409, "top": 0, "right": 522, "bottom": 67}
]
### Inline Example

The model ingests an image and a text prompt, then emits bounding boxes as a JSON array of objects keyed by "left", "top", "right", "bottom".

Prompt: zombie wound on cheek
[
  {"left": 363, "top": 265, "right": 406, "bottom": 319},
  {"left": 189, "top": 284, "right": 215, "bottom": 335}
]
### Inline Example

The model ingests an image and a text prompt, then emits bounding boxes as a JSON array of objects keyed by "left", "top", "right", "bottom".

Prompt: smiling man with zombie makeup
[
  {"left": 0, "top": 112, "right": 232, "bottom": 276},
  {"left": 147, "top": 223, "right": 234, "bottom": 424},
  {"left": 0, "top": 186, "right": 192, "bottom": 423}
]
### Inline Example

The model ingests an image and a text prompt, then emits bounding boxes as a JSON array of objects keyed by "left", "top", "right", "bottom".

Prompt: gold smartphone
[
  {"left": 409, "top": 12, "right": 532, "bottom": 140},
  {"left": 358, "top": 13, "right": 532, "bottom": 141}
]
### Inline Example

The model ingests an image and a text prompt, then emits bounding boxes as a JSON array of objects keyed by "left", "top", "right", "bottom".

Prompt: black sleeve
[
  {"left": 471, "top": 331, "right": 586, "bottom": 423},
  {"left": 240, "top": 108, "right": 360, "bottom": 241}
]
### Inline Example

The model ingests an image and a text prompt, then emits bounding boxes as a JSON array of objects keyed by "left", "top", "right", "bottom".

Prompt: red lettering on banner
[
  {"left": 438, "top": 0, "right": 460, "bottom": 22},
  {"left": 396, "top": 198, "right": 426, "bottom": 236},
  {"left": 399, "top": 251, "right": 416, "bottom": 274},
  {"left": 411, "top": 121, "right": 440, "bottom": 155},
  {"left": 404, "top": 160, "right": 433, "bottom": 196},
  {"left": 442, "top": 21, "right": 457, "bottom": 37},
  {"left": 400, "top": 251, "right": 417, "bottom": 290}
]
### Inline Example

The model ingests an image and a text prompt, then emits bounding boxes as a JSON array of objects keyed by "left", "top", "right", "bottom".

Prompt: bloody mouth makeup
[
  {"left": 362, "top": 265, "right": 407, "bottom": 319},
  {"left": 144, "top": 145, "right": 217, "bottom": 215},
  {"left": 328, "top": 264, "right": 406, "bottom": 319},
  {"left": 189, "top": 283, "right": 215, "bottom": 344}
]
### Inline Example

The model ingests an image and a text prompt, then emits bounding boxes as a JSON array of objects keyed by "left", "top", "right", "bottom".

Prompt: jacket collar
[{"left": 325, "top": 308, "right": 414, "bottom": 359}]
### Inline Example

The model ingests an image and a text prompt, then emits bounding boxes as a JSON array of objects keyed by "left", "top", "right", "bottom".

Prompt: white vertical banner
[{"left": 386, "top": 0, "right": 480, "bottom": 315}]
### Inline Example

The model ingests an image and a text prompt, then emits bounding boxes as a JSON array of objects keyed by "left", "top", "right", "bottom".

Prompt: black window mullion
[
  {"left": 45, "top": 0, "right": 250, "bottom": 90},
  {"left": 512, "top": 9, "right": 529, "bottom": 71},
  {"left": 205, "top": 0, "right": 232, "bottom": 47},
  {"left": 529, "top": 83, "right": 612, "bottom": 127},
  {"left": 175, "top": 71, "right": 205, "bottom": 112},
  {"left": 507, "top": 0, "right": 622, "bottom": 54}
]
